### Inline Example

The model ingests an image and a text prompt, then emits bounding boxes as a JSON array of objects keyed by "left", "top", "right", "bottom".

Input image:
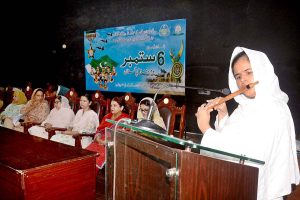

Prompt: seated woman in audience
[
  {"left": 0, "top": 90, "right": 27, "bottom": 129},
  {"left": 86, "top": 96, "right": 129, "bottom": 170},
  {"left": 20, "top": 88, "right": 50, "bottom": 123},
  {"left": 28, "top": 95, "right": 75, "bottom": 139},
  {"left": 137, "top": 97, "right": 166, "bottom": 130},
  {"left": 16, "top": 88, "right": 50, "bottom": 132},
  {"left": 51, "top": 93, "right": 99, "bottom": 148}
]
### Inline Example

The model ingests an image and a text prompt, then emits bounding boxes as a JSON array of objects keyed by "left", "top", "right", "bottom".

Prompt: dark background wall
[{"left": 1, "top": 0, "right": 299, "bottom": 135}]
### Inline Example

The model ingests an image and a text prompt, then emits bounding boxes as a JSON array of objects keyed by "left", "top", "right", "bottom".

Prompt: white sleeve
[
  {"left": 200, "top": 128, "right": 221, "bottom": 148},
  {"left": 214, "top": 114, "right": 229, "bottom": 131}
]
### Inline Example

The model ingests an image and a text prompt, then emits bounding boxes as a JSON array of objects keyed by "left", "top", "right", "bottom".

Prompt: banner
[{"left": 84, "top": 19, "right": 186, "bottom": 95}]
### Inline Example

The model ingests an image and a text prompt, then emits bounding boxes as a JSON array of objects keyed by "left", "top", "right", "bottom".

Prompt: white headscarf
[
  {"left": 60, "top": 96, "right": 70, "bottom": 109},
  {"left": 229, "top": 47, "right": 289, "bottom": 104}
]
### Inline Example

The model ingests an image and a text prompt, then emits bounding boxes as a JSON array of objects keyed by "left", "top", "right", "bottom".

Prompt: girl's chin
[{"left": 243, "top": 92, "right": 256, "bottom": 99}]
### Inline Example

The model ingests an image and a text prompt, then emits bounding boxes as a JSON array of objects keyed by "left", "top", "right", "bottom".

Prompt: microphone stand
[{"left": 147, "top": 84, "right": 169, "bottom": 120}]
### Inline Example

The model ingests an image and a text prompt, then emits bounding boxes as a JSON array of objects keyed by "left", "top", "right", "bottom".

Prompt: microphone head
[{"left": 221, "top": 88, "right": 231, "bottom": 95}]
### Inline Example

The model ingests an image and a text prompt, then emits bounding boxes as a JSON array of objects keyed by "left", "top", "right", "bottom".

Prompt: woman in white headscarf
[
  {"left": 137, "top": 97, "right": 166, "bottom": 130},
  {"left": 29, "top": 95, "right": 75, "bottom": 139},
  {"left": 196, "top": 47, "right": 299, "bottom": 200}
]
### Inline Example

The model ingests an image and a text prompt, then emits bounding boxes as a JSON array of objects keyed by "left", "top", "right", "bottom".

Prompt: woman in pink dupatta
[{"left": 16, "top": 88, "right": 50, "bottom": 132}]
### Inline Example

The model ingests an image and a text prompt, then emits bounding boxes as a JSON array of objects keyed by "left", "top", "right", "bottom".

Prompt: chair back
[
  {"left": 92, "top": 91, "right": 110, "bottom": 122},
  {"left": 1, "top": 86, "right": 14, "bottom": 112},
  {"left": 65, "top": 88, "right": 79, "bottom": 113},
  {"left": 159, "top": 107, "right": 172, "bottom": 132},
  {"left": 44, "top": 84, "right": 57, "bottom": 109},
  {"left": 123, "top": 93, "right": 138, "bottom": 120},
  {"left": 45, "top": 96, "right": 56, "bottom": 109},
  {"left": 23, "top": 82, "right": 33, "bottom": 101},
  {"left": 0, "top": 87, "right": 4, "bottom": 111},
  {"left": 157, "top": 95, "right": 186, "bottom": 138}
]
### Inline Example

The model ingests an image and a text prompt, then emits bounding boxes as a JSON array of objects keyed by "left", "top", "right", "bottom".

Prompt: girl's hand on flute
[
  {"left": 207, "top": 97, "right": 228, "bottom": 121},
  {"left": 195, "top": 103, "right": 212, "bottom": 134}
]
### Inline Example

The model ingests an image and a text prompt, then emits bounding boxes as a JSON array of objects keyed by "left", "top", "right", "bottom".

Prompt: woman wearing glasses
[{"left": 137, "top": 97, "right": 166, "bottom": 130}]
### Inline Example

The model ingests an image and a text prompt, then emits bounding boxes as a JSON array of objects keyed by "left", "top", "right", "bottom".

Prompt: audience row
[{"left": 0, "top": 85, "right": 180, "bottom": 172}]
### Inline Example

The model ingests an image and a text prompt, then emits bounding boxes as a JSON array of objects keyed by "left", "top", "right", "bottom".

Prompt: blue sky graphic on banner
[{"left": 84, "top": 19, "right": 186, "bottom": 95}]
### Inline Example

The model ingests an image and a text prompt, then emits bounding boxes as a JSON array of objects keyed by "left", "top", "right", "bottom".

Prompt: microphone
[{"left": 220, "top": 88, "right": 231, "bottom": 95}]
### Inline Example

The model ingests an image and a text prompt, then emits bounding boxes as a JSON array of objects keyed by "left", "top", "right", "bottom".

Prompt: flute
[{"left": 208, "top": 81, "right": 259, "bottom": 110}]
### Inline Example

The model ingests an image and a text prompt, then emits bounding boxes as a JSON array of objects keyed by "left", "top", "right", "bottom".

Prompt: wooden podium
[
  {"left": 0, "top": 127, "right": 98, "bottom": 200},
  {"left": 105, "top": 127, "right": 260, "bottom": 200}
]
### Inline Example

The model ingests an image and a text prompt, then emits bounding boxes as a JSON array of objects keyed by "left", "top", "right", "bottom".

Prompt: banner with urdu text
[{"left": 84, "top": 19, "right": 186, "bottom": 95}]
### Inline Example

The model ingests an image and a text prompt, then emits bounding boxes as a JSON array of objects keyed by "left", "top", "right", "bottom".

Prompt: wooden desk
[{"left": 0, "top": 127, "right": 97, "bottom": 200}]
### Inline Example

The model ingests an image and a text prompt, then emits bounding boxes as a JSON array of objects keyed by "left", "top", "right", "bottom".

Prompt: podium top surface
[{"left": 106, "top": 119, "right": 264, "bottom": 165}]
